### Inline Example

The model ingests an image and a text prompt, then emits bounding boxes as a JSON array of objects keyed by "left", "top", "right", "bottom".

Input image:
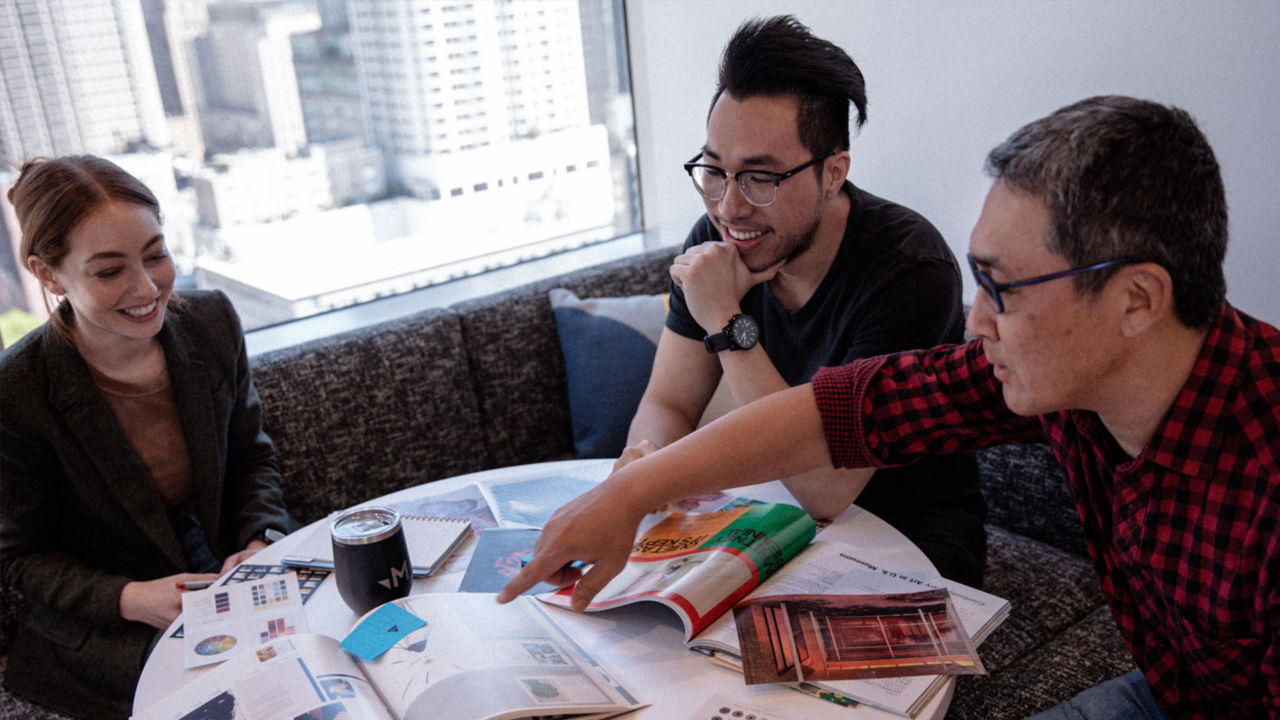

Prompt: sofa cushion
[
  {"left": 976, "top": 443, "right": 1089, "bottom": 558},
  {"left": 251, "top": 307, "right": 488, "bottom": 524},
  {"left": 549, "top": 288, "right": 667, "bottom": 458},
  {"left": 457, "top": 248, "right": 676, "bottom": 468},
  {"left": 975, "top": 525, "right": 1107, "bottom": 673},
  {"left": 950, "top": 605, "right": 1136, "bottom": 720}
]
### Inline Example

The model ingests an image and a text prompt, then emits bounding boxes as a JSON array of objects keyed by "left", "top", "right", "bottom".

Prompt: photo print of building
[{"left": 734, "top": 589, "right": 984, "bottom": 684}]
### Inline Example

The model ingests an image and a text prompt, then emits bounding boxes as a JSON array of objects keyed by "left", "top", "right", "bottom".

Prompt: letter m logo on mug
[{"left": 379, "top": 560, "right": 411, "bottom": 590}]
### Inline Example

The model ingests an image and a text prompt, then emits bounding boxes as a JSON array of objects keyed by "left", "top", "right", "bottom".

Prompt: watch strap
[{"left": 703, "top": 331, "right": 732, "bottom": 353}]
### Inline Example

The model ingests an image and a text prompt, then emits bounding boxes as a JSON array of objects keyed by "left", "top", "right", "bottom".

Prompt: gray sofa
[{"left": 1, "top": 247, "right": 1135, "bottom": 719}]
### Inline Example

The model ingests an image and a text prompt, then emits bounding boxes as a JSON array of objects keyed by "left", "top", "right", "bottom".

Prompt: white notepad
[{"left": 282, "top": 515, "right": 470, "bottom": 578}]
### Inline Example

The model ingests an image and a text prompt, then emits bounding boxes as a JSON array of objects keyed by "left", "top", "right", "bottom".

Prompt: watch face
[{"left": 729, "top": 315, "right": 759, "bottom": 349}]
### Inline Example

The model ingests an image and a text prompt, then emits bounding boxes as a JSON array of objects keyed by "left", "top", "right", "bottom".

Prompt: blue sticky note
[
  {"left": 340, "top": 604, "right": 426, "bottom": 661},
  {"left": 520, "top": 552, "right": 585, "bottom": 569}
]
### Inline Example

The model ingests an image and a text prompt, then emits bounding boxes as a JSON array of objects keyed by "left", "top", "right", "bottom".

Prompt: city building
[
  {"left": 347, "top": 0, "right": 591, "bottom": 197},
  {"left": 0, "top": 0, "right": 170, "bottom": 160},
  {"left": 0, "top": 0, "right": 638, "bottom": 334},
  {"left": 190, "top": 141, "right": 386, "bottom": 230},
  {"left": 192, "top": 125, "right": 610, "bottom": 329},
  {"left": 196, "top": 0, "right": 320, "bottom": 155},
  {"left": 140, "top": 0, "right": 209, "bottom": 162},
  {"left": 190, "top": 147, "right": 333, "bottom": 228},
  {"left": 291, "top": 0, "right": 368, "bottom": 145}
]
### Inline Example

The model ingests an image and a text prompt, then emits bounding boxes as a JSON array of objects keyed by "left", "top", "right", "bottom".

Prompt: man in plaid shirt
[{"left": 502, "top": 96, "right": 1278, "bottom": 719}]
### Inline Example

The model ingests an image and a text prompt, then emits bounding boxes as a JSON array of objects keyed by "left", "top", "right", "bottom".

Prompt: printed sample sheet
[
  {"left": 170, "top": 564, "right": 329, "bottom": 639},
  {"left": 181, "top": 572, "right": 309, "bottom": 669}
]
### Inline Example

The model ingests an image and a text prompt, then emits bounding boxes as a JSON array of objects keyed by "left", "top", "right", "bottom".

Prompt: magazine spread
[
  {"left": 133, "top": 593, "right": 643, "bottom": 720},
  {"left": 688, "top": 540, "right": 1011, "bottom": 718},
  {"left": 542, "top": 502, "right": 817, "bottom": 641}
]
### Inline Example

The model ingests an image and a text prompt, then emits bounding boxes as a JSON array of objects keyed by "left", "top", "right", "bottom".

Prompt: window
[{"left": 0, "top": 0, "right": 639, "bottom": 336}]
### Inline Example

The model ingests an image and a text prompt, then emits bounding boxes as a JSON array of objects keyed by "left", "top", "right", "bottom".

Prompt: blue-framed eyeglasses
[
  {"left": 683, "top": 151, "right": 835, "bottom": 208},
  {"left": 966, "top": 253, "right": 1141, "bottom": 313}
]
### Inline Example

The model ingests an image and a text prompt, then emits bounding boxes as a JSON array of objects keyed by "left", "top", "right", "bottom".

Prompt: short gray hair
[{"left": 986, "top": 95, "right": 1227, "bottom": 328}]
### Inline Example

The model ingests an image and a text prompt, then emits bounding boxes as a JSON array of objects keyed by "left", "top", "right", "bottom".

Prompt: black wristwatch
[{"left": 704, "top": 314, "right": 760, "bottom": 353}]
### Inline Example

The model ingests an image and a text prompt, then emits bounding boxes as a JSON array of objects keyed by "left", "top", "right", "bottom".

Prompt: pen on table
[{"left": 175, "top": 579, "right": 216, "bottom": 591}]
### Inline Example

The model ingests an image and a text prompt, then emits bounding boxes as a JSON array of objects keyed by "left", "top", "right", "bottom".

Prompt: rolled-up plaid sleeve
[{"left": 812, "top": 340, "right": 1044, "bottom": 469}]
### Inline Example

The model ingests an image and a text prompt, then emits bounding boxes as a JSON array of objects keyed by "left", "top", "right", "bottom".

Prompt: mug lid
[{"left": 330, "top": 506, "right": 401, "bottom": 545}]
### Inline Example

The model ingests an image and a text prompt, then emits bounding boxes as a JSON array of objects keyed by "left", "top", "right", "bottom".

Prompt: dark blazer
[{"left": 0, "top": 290, "right": 295, "bottom": 719}]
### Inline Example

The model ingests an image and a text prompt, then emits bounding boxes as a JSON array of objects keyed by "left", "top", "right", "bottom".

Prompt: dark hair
[
  {"left": 8, "top": 155, "right": 164, "bottom": 336},
  {"left": 985, "top": 95, "right": 1227, "bottom": 328},
  {"left": 712, "top": 15, "right": 867, "bottom": 159}
]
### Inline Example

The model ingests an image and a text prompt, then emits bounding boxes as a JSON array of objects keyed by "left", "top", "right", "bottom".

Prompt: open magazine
[
  {"left": 689, "top": 540, "right": 1011, "bottom": 718},
  {"left": 132, "top": 593, "right": 644, "bottom": 720},
  {"left": 542, "top": 502, "right": 817, "bottom": 641}
]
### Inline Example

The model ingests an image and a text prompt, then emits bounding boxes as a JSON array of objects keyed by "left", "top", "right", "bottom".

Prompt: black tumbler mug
[{"left": 330, "top": 506, "right": 413, "bottom": 616}]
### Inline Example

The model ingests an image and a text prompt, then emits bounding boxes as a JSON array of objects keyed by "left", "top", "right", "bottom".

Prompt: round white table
[{"left": 134, "top": 459, "right": 953, "bottom": 719}]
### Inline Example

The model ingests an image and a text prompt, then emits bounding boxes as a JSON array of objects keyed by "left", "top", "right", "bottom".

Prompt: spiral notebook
[{"left": 282, "top": 515, "right": 471, "bottom": 578}]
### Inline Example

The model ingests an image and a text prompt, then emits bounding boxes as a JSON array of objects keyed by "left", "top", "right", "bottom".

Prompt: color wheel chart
[{"left": 194, "top": 634, "right": 237, "bottom": 657}]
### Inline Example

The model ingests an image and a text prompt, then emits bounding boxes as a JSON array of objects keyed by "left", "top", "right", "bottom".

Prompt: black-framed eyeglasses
[
  {"left": 966, "top": 253, "right": 1141, "bottom": 313},
  {"left": 683, "top": 151, "right": 836, "bottom": 208}
]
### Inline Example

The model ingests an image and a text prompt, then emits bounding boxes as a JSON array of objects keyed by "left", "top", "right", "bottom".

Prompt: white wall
[{"left": 627, "top": 0, "right": 1280, "bottom": 322}]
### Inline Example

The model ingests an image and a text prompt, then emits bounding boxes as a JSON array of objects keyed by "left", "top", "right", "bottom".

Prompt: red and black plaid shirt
[{"left": 813, "top": 303, "right": 1279, "bottom": 718}]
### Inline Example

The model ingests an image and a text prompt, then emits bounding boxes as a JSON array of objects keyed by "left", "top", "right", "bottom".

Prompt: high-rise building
[
  {"left": 576, "top": 0, "right": 638, "bottom": 236},
  {"left": 140, "top": 0, "right": 209, "bottom": 161},
  {"left": 0, "top": 0, "right": 170, "bottom": 161},
  {"left": 291, "top": 0, "right": 367, "bottom": 144},
  {"left": 347, "top": 0, "right": 592, "bottom": 197},
  {"left": 196, "top": 0, "right": 320, "bottom": 154}
]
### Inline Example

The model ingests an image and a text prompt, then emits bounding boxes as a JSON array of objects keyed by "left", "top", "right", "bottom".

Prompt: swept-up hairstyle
[{"left": 712, "top": 15, "right": 867, "bottom": 160}]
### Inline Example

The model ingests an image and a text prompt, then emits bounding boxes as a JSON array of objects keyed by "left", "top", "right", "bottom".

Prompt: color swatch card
[{"left": 181, "top": 572, "right": 308, "bottom": 669}]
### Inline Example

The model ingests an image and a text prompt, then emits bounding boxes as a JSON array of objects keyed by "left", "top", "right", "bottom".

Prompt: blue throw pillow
[{"left": 549, "top": 288, "right": 668, "bottom": 458}]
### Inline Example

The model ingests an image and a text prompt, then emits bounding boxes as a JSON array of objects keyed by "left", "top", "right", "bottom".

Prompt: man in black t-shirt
[{"left": 618, "top": 16, "right": 987, "bottom": 585}]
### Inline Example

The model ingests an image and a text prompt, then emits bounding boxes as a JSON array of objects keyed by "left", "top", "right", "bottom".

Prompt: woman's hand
[
  {"left": 120, "top": 573, "right": 219, "bottom": 629},
  {"left": 219, "top": 539, "right": 269, "bottom": 575}
]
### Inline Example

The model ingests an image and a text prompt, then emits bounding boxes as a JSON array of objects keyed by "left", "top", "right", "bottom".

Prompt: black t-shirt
[{"left": 666, "top": 182, "right": 985, "bottom": 515}]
